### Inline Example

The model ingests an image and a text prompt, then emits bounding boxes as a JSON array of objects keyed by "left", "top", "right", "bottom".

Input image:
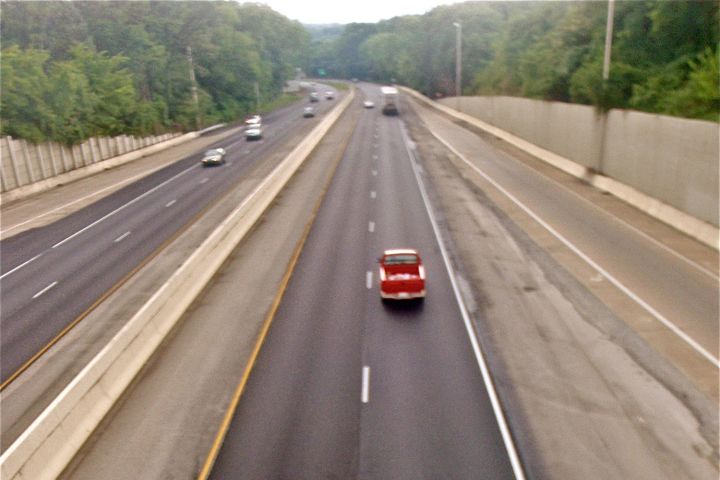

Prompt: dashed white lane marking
[
  {"left": 362, "top": 366, "right": 370, "bottom": 404},
  {"left": 51, "top": 165, "right": 197, "bottom": 249},
  {"left": 200, "top": 178, "right": 209, "bottom": 184},
  {"left": 369, "top": 221, "right": 375, "bottom": 233},
  {"left": 372, "top": 170, "right": 377, "bottom": 176},
  {"left": 114, "top": 232, "right": 131, "bottom": 243},
  {"left": 366, "top": 271, "right": 373, "bottom": 289},
  {"left": 165, "top": 200, "right": 177, "bottom": 208},
  {"left": 372, "top": 155, "right": 378, "bottom": 160},
  {"left": 33, "top": 281, "right": 58, "bottom": 299},
  {"left": 0, "top": 254, "right": 42, "bottom": 280},
  {"left": 370, "top": 191, "right": 376, "bottom": 199}
]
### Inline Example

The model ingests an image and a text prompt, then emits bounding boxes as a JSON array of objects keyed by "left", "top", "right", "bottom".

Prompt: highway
[
  {"left": 2, "top": 83, "right": 717, "bottom": 480},
  {"left": 0, "top": 87, "right": 340, "bottom": 386},
  {"left": 207, "top": 84, "right": 516, "bottom": 479}
]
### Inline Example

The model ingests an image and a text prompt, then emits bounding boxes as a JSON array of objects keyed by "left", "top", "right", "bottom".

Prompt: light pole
[
  {"left": 453, "top": 22, "right": 462, "bottom": 111},
  {"left": 602, "top": 0, "right": 615, "bottom": 81}
]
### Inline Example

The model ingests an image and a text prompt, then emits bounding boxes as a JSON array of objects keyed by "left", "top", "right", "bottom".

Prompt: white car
[
  {"left": 201, "top": 148, "right": 226, "bottom": 166},
  {"left": 363, "top": 100, "right": 375, "bottom": 108},
  {"left": 245, "top": 125, "right": 262, "bottom": 140},
  {"left": 303, "top": 107, "right": 315, "bottom": 118},
  {"left": 325, "top": 91, "right": 334, "bottom": 100},
  {"left": 245, "top": 114, "right": 261, "bottom": 126}
]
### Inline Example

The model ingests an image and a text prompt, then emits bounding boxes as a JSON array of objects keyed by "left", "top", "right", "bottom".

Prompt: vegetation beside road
[
  {"left": 2, "top": 1, "right": 716, "bottom": 146},
  {"left": 306, "top": 1, "right": 718, "bottom": 121},
  {"left": 1, "top": 2, "right": 309, "bottom": 144}
]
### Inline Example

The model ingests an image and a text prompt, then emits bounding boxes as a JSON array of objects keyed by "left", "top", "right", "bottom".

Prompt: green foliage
[
  {"left": 302, "top": 1, "right": 718, "bottom": 121},
  {"left": 1, "top": 1, "right": 311, "bottom": 144}
]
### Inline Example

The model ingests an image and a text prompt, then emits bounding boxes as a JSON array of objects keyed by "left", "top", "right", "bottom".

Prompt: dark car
[{"left": 200, "top": 148, "right": 226, "bottom": 166}]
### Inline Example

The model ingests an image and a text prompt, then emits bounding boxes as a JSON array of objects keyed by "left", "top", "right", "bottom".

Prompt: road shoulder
[{"left": 403, "top": 100, "right": 718, "bottom": 479}]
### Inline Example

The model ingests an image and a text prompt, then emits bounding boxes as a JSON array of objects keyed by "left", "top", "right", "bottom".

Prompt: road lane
[
  {"left": 0, "top": 88, "right": 340, "bottom": 385},
  {"left": 57, "top": 84, "right": 361, "bottom": 480},
  {"left": 209, "top": 83, "right": 516, "bottom": 479}
]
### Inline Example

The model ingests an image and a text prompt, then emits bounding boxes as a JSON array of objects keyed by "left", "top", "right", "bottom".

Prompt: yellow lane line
[{"left": 197, "top": 98, "right": 360, "bottom": 480}]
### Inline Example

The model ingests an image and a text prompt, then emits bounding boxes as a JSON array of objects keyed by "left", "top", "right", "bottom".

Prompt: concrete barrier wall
[
  {"left": 439, "top": 96, "right": 719, "bottom": 227},
  {"left": 0, "top": 89, "right": 355, "bottom": 480},
  {"left": 1, "top": 133, "right": 181, "bottom": 193}
]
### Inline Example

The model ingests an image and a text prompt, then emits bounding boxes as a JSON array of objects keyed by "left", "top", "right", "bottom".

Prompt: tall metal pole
[
  {"left": 186, "top": 45, "right": 201, "bottom": 130},
  {"left": 602, "top": 0, "right": 615, "bottom": 81},
  {"left": 254, "top": 81, "right": 260, "bottom": 113},
  {"left": 453, "top": 22, "right": 462, "bottom": 111}
]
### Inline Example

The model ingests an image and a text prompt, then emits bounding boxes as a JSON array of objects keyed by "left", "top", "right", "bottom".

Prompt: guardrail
[{"left": 0, "top": 89, "right": 355, "bottom": 480}]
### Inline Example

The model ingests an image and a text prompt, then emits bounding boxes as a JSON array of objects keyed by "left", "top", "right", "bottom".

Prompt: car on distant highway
[
  {"left": 309, "top": 92, "right": 319, "bottom": 102},
  {"left": 378, "top": 249, "right": 426, "bottom": 301},
  {"left": 363, "top": 100, "right": 375, "bottom": 108},
  {"left": 245, "top": 114, "right": 261, "bottom": 126},
  {"left": 325, "top": 91, "right": 334, "bottom": 100},
  {"left": 200, "top": 148, "right": 226, "bottom": 166},
  {"left": 245, "top": 125, "right": 262, "bottom": 140},
  {"left": 303, "top": 107, "right": 315, "bottom": 118}
]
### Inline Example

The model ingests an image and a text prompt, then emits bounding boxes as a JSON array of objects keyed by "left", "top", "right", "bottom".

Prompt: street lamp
[
  {"left": 602, "top": 0, "right": 615, "bottom": 81},
  {"left": 453, "top": 22, "right": 462, "bottom": 111}
]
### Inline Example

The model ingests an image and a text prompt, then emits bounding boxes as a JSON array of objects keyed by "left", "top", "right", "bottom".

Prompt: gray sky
[{"left": 239, "top": 0, "right": 461, "bottom": 24}]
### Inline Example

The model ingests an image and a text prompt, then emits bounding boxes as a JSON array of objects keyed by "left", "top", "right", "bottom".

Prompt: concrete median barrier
[{"left": 0, "top": 89, "right": 355, "bottom": 480}]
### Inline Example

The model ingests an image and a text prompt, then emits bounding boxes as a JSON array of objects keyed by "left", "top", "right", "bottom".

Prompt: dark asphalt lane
[
  {"left": 209, "top": 85, "right": 515, "bottom": 479},
  {"left": 0, "top": 87, "right": 342, "bottom": 384}
]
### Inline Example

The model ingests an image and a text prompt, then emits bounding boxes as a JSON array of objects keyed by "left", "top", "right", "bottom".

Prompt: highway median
[{"left": 0, "top": 89, "right": 355, "bottom": 480}]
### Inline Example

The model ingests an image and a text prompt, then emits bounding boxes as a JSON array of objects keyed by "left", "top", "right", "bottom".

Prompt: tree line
[
  {"left": 306, "top": 1, "right": 718, "bottom": 121},
  {"left": 1, "top": 1, "right": 309, "bottom": 144},
  {"left": 2, "top": 1, "right": 717, "bottom": 146}
]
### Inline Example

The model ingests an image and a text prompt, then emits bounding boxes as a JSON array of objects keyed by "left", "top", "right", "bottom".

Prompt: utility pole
[
  {"left": 254, "top": 81, "right": 260, "bottom": 113},
  {"left": 602, "top": 0, "right": 615, "bottom": 81},
  {"left": 186, "top": 45, "right": 201, "bottom": 130},
  {"left": 453, "top": 22, "right": 462, "bottom": 111}
]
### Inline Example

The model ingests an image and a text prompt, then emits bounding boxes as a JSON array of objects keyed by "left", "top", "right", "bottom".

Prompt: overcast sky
[{"left": 239, "top": 0, "right": 461, "bottom": 24}]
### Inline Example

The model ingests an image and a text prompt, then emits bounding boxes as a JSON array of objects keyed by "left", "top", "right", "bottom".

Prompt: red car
[{"left": 378, "top": 249, "right": 426, "bottom": 300}]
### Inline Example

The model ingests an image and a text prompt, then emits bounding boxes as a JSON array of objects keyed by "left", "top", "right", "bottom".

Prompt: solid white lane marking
[
  {"left": 370, "top": 191, "right": 376, "bottom": 199},
  {"left": 430, "top": 129, "right": 719, "bottom": 369},
  {"left": 165, "top": 200, "right": 177, "bottom": 208},
  {"left": 366, "top": 271, "right": 373, "bottom": 289},
  {"left": 0, "top": 164, "right": 196, "bottom": 236},
  {"left": 400, "top": 121, "right": 527, "bottom": 480},
  {"left": 51, "top": 165, "right": 198, "bottom": 249},
  {"left": 503, "top": 148, "right": 717, "bottom": 280},
  {"left": 200, "top": 178, "right": 209, "bottom": 184},
  {"left": 114, "top": 232, "right": 131, "bottom": 243},
  {"left": 33, "top": 281, "right": 58, "bottom": 299},
  {"left": 0, "top": 254, "right": 42, "bottom": 280},
  {"left": 369, "top": 221, "right": 375, "bottom": 233},
  {"left": 372, "top": 169, "right": 377, "bottom": 176},
  {"left": 362, "top": 366, "right": 370, "bottom": 403}
]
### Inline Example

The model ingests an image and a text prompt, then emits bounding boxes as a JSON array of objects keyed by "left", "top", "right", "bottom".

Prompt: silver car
[
  {"left": 201, "top": 148, "right": 226, "bottom": 166},
  {"left": 245, "top": 125, "right": 263, "bottom": 140}
]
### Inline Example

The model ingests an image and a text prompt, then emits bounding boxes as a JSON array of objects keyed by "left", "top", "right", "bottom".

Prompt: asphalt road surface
[
  {"left": 208, "top": 84, "right": 516, "bottom": 479},
  {"left": 0, "top": 89, "right": 340, "bottom": 385}
]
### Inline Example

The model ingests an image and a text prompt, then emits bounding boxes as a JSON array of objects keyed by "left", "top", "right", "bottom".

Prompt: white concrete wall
[
  {"left": 439, "top": 96, "right": 719, "bottom": 227},
  {"left": 1, "top": 133, "right": 180, "bottom": 194}
]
